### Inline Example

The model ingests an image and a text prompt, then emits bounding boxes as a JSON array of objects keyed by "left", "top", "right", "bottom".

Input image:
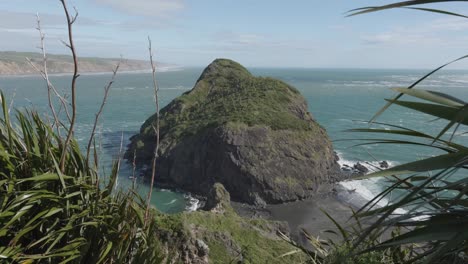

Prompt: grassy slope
[{"left": 156, "top": 207, "right": 308, "bottom": 263}]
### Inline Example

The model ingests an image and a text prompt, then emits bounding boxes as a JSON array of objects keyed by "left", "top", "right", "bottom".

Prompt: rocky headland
[{"left": 126, "top": 58, "right": 343, "bottom": 206}]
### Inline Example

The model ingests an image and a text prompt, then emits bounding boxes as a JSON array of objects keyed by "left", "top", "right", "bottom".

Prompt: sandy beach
[{"left": 232, "top": 184, "right": 369, "bottom": 248}]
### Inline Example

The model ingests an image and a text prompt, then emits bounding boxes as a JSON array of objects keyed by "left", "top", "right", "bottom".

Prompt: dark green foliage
[
  {"left": 350, "top": 83, "right": 468, "bottom": 264},
  {"left": 290, "top": 2, "right": 468, "bottom": 263},
  {"left": 0, "top": 93, "right": 163, "bottom": 263},
  {"left": 344, "top": 2, "right": 468, "bottom": 263}
]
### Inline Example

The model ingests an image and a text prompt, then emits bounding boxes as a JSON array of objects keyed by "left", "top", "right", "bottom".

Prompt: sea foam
[
  {"left": 336, "top": 152, "right": 408, "bottom": 216},
  {"left": 184, "top": 194, "right": 201, "bottom": 212}
]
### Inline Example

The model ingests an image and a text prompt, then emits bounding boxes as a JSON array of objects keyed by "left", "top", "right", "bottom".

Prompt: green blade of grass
[
  {"left": 392, "top": 88, "right": 466, "bottom": 107},
  {"left": 356, "top": 151, "right": 467, "bottom": 179}
]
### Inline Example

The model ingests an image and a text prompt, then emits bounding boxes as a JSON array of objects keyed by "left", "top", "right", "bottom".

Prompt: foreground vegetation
[
  {"left": 157, "top": 198, "right": 309, "bottom": 263},
  {"left": 0, "top": 1, "right": 164, "bottom": 262},
  {"left": 3, "top": 0, "right": 468, "bottom": 263},
  {"left": 298, "top": 1, "right": 468, "bottom": 263},
  {"left": 0, "top": 93, "right": 164, "bottom": 262}
]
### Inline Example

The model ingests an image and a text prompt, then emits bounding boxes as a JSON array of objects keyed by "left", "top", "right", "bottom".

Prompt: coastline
[
  {"left": 231, "top": 184, "right": 360, "bottom": 247},
  {"left": 230, "top": 156, "right": 399, "bottom": 247},
  {"left": 0, "top": 66, "right": 183, "bottom": 78}
]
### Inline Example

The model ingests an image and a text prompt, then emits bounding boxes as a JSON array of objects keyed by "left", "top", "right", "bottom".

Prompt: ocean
[{"left": 1, "top": 67, "right": 466, "bottom": 213}]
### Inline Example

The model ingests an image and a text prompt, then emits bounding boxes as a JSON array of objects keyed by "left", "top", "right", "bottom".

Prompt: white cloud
[
  {"left": 94, "top": 0, "right": 185, "bottom": 17},
  {"left": 360, "top": 17, "right": 468, "bottom": 46},
  {"left": 429, "top": 17, "right": 468, "bottom": 31},
  {"left": 0, "top": 10, "right": 98, "bottom": 30},
  {"left": 361, "top": 32, "right": 440, "bottom": 45},
  {"left": 0, "top": 10, "right": 122, "bottom": 56},
  {"left": 0, "top": 10, "right": 62, "bottom": 30}
]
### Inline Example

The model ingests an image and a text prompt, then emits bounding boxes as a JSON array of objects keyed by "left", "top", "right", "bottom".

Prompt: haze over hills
[{"left": 0, "top": 51, "right": 175, "bottom": 75}]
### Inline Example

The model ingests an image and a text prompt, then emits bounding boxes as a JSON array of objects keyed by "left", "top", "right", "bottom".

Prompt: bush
[{"left": 0, "top": 93, "right": 164, "bottom": 263}]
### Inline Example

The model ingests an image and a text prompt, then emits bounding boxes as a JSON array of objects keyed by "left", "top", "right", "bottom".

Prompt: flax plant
[
  {"left": 337, "top": 2, "right": 468, "bottom": 263},
  {"left": 0, "top": 0, "right": 165, "bottom": 262}
]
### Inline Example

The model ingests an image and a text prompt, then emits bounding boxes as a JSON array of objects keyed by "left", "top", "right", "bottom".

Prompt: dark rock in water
[
  {"left": 379, "top": 160, "right": 389, "bottom": 169},
  {"left": 126, "top": 58, "right": 342, "bottom": 205},
  {"left": 353, "top": 162, "right": 369, "bottom": 174},
  {"left": 341, "top": 165, "right": 352, "bottom": 172}
]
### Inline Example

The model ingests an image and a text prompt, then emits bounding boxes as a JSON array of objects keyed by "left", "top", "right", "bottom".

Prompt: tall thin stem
[
  {"left": 86, "top": 61, "right": 121, "bottom": 166},
  {"left": 59, "top": 0, "right": 79, "bottom": 172},
  {"left": 145, "top": 37, "right": 160, "bottom": 225},
  {"left": 35, "top": 13, "right": 60, "bottom": 135},
  {"left": 26, "top": 13, "right": 71, "bottom": 129}
]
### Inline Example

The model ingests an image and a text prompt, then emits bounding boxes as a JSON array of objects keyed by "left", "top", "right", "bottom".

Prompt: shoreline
[
  {"left": 231, "top": 184, "right": 360, "bottom": 246},
  {"left": 0, "top": 66, "right": 183, "bottom": 78}
]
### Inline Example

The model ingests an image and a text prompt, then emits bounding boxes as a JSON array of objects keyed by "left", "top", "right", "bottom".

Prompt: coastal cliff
[
  {"left": 0, "top": 51, "right": 167, "bottom": 75},
  {"left": 126, "top": 59, "right": 341, "bottom": 205}
]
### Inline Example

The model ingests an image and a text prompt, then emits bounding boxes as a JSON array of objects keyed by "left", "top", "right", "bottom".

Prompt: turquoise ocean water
[{"left": 1, "top": 67, "right": 467, "bottom": 212}]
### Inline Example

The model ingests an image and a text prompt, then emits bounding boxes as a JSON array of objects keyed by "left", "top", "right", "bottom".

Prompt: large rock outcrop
[{"left": 126, "top": 59, "right": 341, "bottom": 205}]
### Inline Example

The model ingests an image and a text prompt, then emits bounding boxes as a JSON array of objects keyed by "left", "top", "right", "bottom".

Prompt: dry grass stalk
[
  {"left": 145, "top": 36, "right": 160, "bottom": 225},
  {"left": 59, "top": 0, "right": 80, "bottom": 172},
  {"left": 26, "top": 13, "right": 71, "bottom": 130},
  {"left": 86, "top": 61, "right": 121, "bottom": 165}
]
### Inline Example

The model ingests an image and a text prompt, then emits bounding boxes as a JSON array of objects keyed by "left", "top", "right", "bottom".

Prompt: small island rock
[{"left": 126, "top": 59, "right": 342, "bottom": 204}]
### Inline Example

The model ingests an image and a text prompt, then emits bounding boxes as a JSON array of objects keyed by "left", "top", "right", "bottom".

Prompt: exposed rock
[
  {"left": 158, "top": 229, "right": 209, "bottom": 264},
  {"left": 379, "top": 160, "right": 389, "bottom": 169},
  {"left": 203, "top": 183, "right": 230, "bottom": 213},
  {"left": 353, "top": 162, "right": 369, "bottom": 174},
  {"left": 126, "top": 58, "right": 342, "bottom": 205},
  {"left": 341, "top": 164, "right": 352, "bottom": 172},
  {"left": 195, "top": 239, "right": 210, "bottom": 257},
  {"left": 155, "top": 193, "right": 307, "bottom": 263}
]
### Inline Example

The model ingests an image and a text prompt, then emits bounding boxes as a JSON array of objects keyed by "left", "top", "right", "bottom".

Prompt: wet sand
[{"left": 232, "top": 185, "right": 365, "bottom": 247}]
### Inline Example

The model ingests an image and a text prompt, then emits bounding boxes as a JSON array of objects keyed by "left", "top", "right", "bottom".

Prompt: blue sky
[{"left": 1, "top": 0, "right": 468, "bottom": 68}]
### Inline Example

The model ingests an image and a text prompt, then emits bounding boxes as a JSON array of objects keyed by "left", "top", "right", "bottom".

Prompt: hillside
[{"left": 0, "top": 51, "right": 167, "bottom": 75}]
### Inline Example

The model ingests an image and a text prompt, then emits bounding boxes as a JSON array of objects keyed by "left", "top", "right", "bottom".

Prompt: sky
[{"left": 1, "top": 0, "right": 468, "bottom": 69}]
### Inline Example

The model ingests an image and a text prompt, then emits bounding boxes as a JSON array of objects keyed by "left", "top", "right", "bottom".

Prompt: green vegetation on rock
[
  {"left": 183, "top": 210, "right": 307, "bottom": 263},
  {"left": 154, "top": 193, "right": 308, "bottom": 264},
  {"left": 139, "top": 58, "right": 316, "bottom": 143},
  {"left": 127, "top": 58, "right": 340, "bottom": 205}
]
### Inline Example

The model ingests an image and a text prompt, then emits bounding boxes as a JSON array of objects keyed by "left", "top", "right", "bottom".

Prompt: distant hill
[{"left": 0, "top": 51, "right": 171, "bottom": 75}]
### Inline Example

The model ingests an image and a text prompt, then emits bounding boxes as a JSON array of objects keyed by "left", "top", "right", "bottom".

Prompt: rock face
[
  {"left": 126, "top": 58, "right": 341, "bottom": 205},
  {"left": 203, "top": 183, "right": 231, "bottom": 212}
]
